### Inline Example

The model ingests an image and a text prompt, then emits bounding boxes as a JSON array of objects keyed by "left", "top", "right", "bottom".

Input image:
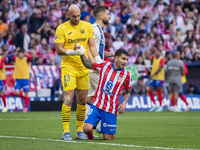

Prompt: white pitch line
[
  {"left": 0, "top": 116, "right": 199, "bottom": 121},
  {"left": 117, "top": 116, "right": 200, "bottom": 119},
  {"left": 0, "top": 135, "right": 199, "bottom": 150},
  {"left": 0, "top": 118, "right": 61, "bottom": 121}
]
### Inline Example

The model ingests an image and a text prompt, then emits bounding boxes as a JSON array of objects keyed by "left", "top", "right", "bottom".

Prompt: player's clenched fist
[{"left": 73, "top": 43, "right": 81, "bottom": 50}]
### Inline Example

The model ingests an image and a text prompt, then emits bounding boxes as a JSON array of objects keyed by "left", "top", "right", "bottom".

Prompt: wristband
[
  {"left": 95, "top": 56, "right": 104, "bottom": 63},
  {"left": 66, "top": 50, "right": 77, "bottom": 55}
]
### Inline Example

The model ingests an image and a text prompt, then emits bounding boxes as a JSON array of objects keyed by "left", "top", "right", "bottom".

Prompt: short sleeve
[
  {"left": 88, "top": 23, "right": 95, "bottom": 39},
  {"left": 160, "top": 58, "right": 165, "bottom": 66},
  {"left": 94, "top": 61, "right": 107, "bottom": 71},
  {"left": 93, "top": 26, "right": 100, "bottom": 42},
  {"left": 182, "top": 62, "right": 188, "bottom": 74},
  {"left": 54, "top": 25, "right": 65, "bottom": 43},
  {"left": 125, "top": 71, "right": 132, "bottom": 89}
]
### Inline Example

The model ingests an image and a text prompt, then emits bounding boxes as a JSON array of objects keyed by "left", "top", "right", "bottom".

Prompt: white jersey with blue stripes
[{"left": 92, "top": 23, "right": 105, "bottom": 60}]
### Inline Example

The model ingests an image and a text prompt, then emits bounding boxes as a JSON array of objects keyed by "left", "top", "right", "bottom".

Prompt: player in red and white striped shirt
[{"left": 80, "top": 49, "right": 132, "bottom": 140}]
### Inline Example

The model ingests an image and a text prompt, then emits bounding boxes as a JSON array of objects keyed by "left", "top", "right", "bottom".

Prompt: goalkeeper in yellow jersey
[{"left": 54, "top": 4, "right": 101, "bottom": 140}]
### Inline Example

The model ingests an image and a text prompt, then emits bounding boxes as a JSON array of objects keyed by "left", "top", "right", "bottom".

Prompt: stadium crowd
[{"left": 0, "top": 0, "right": 200, "bottom": 94}]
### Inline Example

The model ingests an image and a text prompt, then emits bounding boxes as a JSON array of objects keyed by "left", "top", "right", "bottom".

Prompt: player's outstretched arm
[
  {"left": 55, "top": 43, "right": 82, "bottom": 55},
  {"left": 118, "top": 88, "right": 131, "bottom": 114},
  {"left": 80, "top": 54, "right": 94, "bottom": 70}
]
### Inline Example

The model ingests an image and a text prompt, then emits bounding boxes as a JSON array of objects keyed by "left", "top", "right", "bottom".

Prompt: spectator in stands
[
  {"left": 186, "top": 83, "right": 198, "bottom": 95},
  {"left": 109, "top": 4, "right": 118, "bottom": 25},
  {"left": 29, "top": 9, "right": 45, "bottom": 40},
  {"left": 165, "top": 51, "right": 172, "bottom": 63},
  {"left": 80, "top": 4, "right": 90, "bottom": 20},
  {"left": 8, "top": 5, "right": 19, "bottom": 22},
  {"left": 53, "top": 2, "right": 62, "bottom": 19},
  {"left": 6, "top": 31, "right": 16, "bottom": 54},
  {"left": 36, "top": 56, "right": 43, "bottom": 65},
  {"left": 43, "top": 47, "right": 55, "bottom": 65},
  {"left": 7, "top": 22, "right": 17, "bottom": 36},
  {"left": 120, "top": 7, "right": 130, "bottom": 24},
  {"left": 139, "top": 38, "right": 148, "bottom": 53},
  {"left": 112, "top": 35, "right": 124, "bottom": 51},
  {"left": 15, "top": 24, "right": 30, "bottom": 52},
  {"left": 122, "top": 37, "right": 132, "bottom": 50},
  {"left": 0, "top": 17, "right": 7, "bottom": 36},
  {"left": 26, "top": 0, "right": 35, "bottom": 16},
  {"left": 135, "top": 55, "right": 148, "bottom": 77},
  {"left": 30, "top": 49, "right": 37, "bottom": 65},
  {"left": 0, "top": 31, "right": 7, "bottom": 47},
  {"left": 15, "top": 9, "right": 28, "bottom": 29},
  {"left": 184, "top": 45, "right": 193, "bottom": 62},
  {"left": 194, "top": 40, "right": 200, "bottom": 54},
  {"left": 112, "top": 17, "right": 123, "bottom": 34},
  {"left": 144, "top": 50, "right": 151, "bottom": 67},
  {"left": 131, "top": 77, "right": 147, "bottom": 95},
  {"left": 192, "top": 52, "right": 200, "bottom": 63},
  {"left": 127, "top": 48, "right": 137, "bottom": 66},
  {"left": 180, "top": 17, "right": 194, "bottom": 35}
]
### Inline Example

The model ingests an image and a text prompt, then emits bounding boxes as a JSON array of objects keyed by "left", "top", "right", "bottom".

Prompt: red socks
[
  {"left": 1, "top": 95, "right": 6, "bottom": 107},
  {"left": 19, "top": 91, "right": 25, "bottom": 99},
  {"left": 156, "top": 90, "right": 163, "bottom": 106},
  {"left": 171, "top": 95, "right": 175, "bottom": 106},
  {"left": 148, "top": 91, "right": 156, "bottom": 104},
  {"left": 86, "top": 130, "right": 94, "bottom": 140},
  {"left": 24, "top": 97, "right": 30, "bottom": 109},
  {"left": 172, "top": 94, "right": 188, "bottom": 106},
  {"left": 180, "top": 94, "right": 188, "bottom": 105},
  {"left": 18, "top": 92, "right": 30, "bottom": 109}
]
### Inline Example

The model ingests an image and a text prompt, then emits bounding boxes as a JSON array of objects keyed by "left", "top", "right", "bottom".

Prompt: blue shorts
[
  {"left": 15, "top": 79, "right": 30, "bottom": 92},
  {"left": 0, "top": 80, "right": 3, "bottom": 91},
  {"left": 85, "top": 104, "right": 117, "bottom": 134},
  {"left": 149, "top": 80, "right": 164, "bottom": 88}
]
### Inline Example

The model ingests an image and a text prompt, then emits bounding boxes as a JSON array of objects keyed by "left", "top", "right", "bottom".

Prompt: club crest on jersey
[
  {"left": 80, "top": 29, "right": 85, "bottom": 34},
  {"left": 117, "top": 77, "right": 124, "bottom": 82}
]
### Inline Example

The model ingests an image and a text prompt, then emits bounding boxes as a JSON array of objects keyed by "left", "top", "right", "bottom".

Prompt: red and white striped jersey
[{"left": 92, "top": 61, "right": 132, "bottom": 114}]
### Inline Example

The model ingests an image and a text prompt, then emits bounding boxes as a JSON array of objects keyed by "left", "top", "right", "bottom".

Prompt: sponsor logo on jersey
[
  {"left": 68, "top": 32, "right": 72, "bottom": 35},
  {"left": 68, "top": 38, "right": 87, "bottom": 44},
  {"left": 103, "top": 123, "right": 116, "bottom": 127}
]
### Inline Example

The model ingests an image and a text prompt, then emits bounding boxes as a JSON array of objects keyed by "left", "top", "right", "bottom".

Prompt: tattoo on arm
[
  {"left": 80, "top": 54, "right": 94, "bottom": 69},
  {"left": 124, "top": 88, "right": 131, "bottom": 103}
]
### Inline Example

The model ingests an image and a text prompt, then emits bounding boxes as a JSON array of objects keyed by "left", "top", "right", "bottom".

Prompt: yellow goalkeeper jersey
[{"left": 54, "top": 20, "right": 94, "bottom": 73}]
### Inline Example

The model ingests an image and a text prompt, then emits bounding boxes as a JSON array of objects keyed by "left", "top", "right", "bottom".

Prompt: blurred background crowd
[{"left": 0, "top": 0, "right": 200, "bottom": 95}]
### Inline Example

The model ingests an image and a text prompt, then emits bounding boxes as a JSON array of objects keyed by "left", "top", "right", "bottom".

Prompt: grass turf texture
[{"left": 0, "top": 111, "right": 199, "bottom": 150}]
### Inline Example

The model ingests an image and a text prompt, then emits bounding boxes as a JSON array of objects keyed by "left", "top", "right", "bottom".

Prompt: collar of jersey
[{"left": 112, "top": 63, "right": 123, "bottom": 71}]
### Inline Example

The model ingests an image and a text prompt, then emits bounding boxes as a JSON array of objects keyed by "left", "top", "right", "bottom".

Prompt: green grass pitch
[{"left": 0, "top": 111, "right": 200, "bottom": 150}]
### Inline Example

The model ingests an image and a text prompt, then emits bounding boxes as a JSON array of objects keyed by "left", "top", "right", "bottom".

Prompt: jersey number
[
  {"left": 106, "top": 81, "right": 113, "bottom": 91},
  {"left": 64, "top": 75, "right": 70, "bottom": 82}
]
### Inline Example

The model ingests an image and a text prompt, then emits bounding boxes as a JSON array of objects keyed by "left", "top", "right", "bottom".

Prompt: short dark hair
[
  {"left": 93, "top": 6, "right": 109, "bottom": 18},
  {"left": 173, "top": 51, "right": 179, "bottom": 58},
  {"left": 114, "top": 49, "right": 129, "bottom": 57},
  {"left": 18, "top": 48, "right": 25, "bottom": 53}
]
